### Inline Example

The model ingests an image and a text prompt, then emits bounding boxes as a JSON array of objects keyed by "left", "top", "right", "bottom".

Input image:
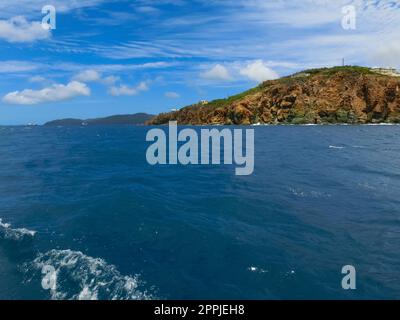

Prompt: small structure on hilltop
[
  {"left": 372, "top": 67, "right": 400, "bottom": 77},
  {"left": 291, "top": 72, "right": 311, "bottom": 78},
  {"left": 199, "top": 100, "right": 209, "bottom": 105}
]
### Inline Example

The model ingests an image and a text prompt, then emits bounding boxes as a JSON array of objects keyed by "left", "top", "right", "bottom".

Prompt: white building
[{"left": 372, "top": 67, "right": 400, "bottom": 77}]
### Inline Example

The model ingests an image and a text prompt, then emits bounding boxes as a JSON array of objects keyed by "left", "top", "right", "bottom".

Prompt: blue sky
[{"left": 0, "top": 0, "right": 399, "bottom": 125}]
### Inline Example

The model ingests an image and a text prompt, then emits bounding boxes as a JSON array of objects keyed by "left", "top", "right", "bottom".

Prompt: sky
[{"left": 0, "top": 0, "right": 399, "bottom": 125}]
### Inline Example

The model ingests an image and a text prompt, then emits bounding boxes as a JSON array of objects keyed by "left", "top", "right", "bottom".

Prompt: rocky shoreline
[{"left": 148, "top": 66, "right": 400, "bottom": 126}]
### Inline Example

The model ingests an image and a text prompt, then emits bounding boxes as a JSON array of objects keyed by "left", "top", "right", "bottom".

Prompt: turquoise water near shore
[{"left": 0, "top": 125, "right": 400, "bottom": 299}]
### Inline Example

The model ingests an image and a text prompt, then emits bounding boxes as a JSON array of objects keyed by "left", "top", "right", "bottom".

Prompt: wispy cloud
[
  {"left": 135, "top": 6, "right": 161, "bottom": 15},
  {"left": 0, "top": 60, "right": 42, "bottom": 73},
  {"left": 29, "top": 75, "right": 46, "bottom": 83},
  {"left": 56, "top": 61, "right": 177, "bottom": 73},
  {"left": 165, "top": 91, "right": 180, "bottom": 98},
  {"left": 0, "top": 60, "right": 176, "bottom": 79},
  {"left": 83, "top": 0, "right": 399, "bottom": 70},
  {"left": 0, "top": 0, "right": 107, "bottom": 18}
]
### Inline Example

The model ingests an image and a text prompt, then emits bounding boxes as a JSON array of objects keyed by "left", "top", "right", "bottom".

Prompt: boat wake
[
  {"left": 25, "top": 249, "right": 154, "bottom": 300},
  {"left": 0, "top": 219, "right": 36, "bottom": 241},
  {"left": 0, "top": 218, "right": 154, "bottom": 300}
]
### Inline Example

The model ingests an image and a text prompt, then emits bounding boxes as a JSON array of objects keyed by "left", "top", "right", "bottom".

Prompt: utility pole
[{"left": 342, "top": 58, "right": 345, "bottom": 67}]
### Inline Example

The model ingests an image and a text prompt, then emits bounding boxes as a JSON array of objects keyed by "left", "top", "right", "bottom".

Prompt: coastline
[{"left": 1, "top": 123, "right": 400, "bottom": 127}]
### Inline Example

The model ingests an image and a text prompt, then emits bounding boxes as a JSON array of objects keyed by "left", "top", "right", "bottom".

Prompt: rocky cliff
[{"left": 148, "top": 66, "right": 400, "bottom": 125}]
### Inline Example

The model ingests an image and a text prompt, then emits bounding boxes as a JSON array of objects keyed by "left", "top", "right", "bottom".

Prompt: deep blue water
[{"left": 0, "top": 125, "right": 400, "bottom": 300}]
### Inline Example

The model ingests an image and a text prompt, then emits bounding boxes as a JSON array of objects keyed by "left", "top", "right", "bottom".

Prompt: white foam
[
  {"left": 247, "top": 266, "right": 268, "bottom": 274},
  {"left": 0, "top": 218, "right": 36, "bottom": 241},
  {"left": 289, "top": 188, "right": 331, "bottom": 199},
  {"left": 28, "top": 249, "right": 153, "bottom": 300},
  {"left": 365, "top": 123, "right": 398, "bottom": 126},
  {"left": 329, "top": 145, "right": 345, "bottom": 149},
  {"left": 78, "top": 286, "right": 98, "bottom": 300}
]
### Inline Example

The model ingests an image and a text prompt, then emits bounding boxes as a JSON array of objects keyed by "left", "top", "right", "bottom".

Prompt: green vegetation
[
  {"left": 195, "top": 66, "right": 375, "bottom": 111},
  {"left": 201, "top": 85, "right": 265, "bottom": 110},
  {"left": 303, "top": 66, "right": 374, "bottom": 76}
]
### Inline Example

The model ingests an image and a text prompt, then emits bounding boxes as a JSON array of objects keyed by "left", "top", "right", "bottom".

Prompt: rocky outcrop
[{"left": 148, "top": 67, "right": 400, "bottom": 125}]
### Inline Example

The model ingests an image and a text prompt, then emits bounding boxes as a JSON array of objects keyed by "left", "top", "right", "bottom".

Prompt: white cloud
[
  {"left": 0, "top": 60, "right": 41, "bottom": 73},
  {"left": 102, "top": 75, "right": 120, "bottom": 85},
  {"left": 239, "top": 60, "right": 279, "bottom": 82},
  {"left": 2, "top": 81, "right": 90, "bottom": 105},
  {"left": 29, "top": 76, "right": 46, "bottom": 83},
  {"left": 73, "top": 70, "right": 120, "bottom": 86},
  {"left": 137, "top": 81, "right": 149, "bottom": 91},
  {"left": 108, "top": 81, "right": 149, "bottom": 96},
  {"left": 200, "top": 64, "right": 232, "bottom": 81},
  {"left": 0, "top": 16, "right": 50, "bottom": 43},
  {"left": 73, "top": 70, "right": 102, "bottom": 82},
  {"left": 165, "top": 91, "right": 180, "bottom": 99},
  {"left": 136, "top": 6, "right": 161, "bottom": 15}
]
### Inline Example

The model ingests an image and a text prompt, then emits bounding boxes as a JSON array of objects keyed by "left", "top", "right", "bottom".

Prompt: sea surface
[{"left": 0, "top": 125, "right": 399, "bottom": 300}]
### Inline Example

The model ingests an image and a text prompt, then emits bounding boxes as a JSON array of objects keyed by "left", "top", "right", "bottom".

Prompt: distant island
[
  {"left": 44, "top": 113, "right": 154, "bottom": 126},
  {"left": 148, "top": 66, "right": 400, "bottom": 125}
]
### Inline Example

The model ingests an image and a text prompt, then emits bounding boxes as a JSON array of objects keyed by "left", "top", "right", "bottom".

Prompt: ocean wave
[
  {"left": 329, "top": 145, "right": 345, "bottom": 149},
  {"left": 26, "top": 249, "right": 153, "bottom": 300},
  {"left": 0, "top": 219, "right": 36, "bottom": 241},
  {"left": 289, "top": 188, "right": 331, "bottom": 199}
]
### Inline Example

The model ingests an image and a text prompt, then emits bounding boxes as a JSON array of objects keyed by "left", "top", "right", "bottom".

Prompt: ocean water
[{"left": 0, "top": 125, "right": 400, "bottom": 300}]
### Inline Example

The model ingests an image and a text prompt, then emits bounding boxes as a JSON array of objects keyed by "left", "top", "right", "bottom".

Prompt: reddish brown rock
[{"left": 148, "top": 67, "right": 400, "bottom": 125}]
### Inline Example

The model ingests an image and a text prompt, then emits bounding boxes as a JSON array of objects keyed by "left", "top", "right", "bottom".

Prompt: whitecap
[
  {"left": 0, "top": 218, "right": 36, "bottom": 241},
  {"left": 247, "top": 266, "right": 268, "bottom": 274},
  {"left": 329, "top": 145, "right": 345, "bottom": 149},
  {"left": 289, "top": 188, "right": 331, "bottom": 199},
  {"left": 26, "top": 249, "right": 154, "bottom": 300},
  {"left": 285, "top": 270, "right": 296, "bottom": 276}
]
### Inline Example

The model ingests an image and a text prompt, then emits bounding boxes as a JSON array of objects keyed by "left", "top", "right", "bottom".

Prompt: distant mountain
[
  {"left": 44, "top": 113, "right": 155, "bottom": 126},
  {"left": 148, "top": 66, "right": 400, "bottom": 125}
]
